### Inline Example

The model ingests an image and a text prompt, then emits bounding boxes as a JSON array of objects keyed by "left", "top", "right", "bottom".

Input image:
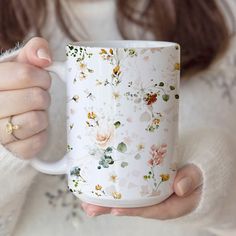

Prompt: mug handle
[{"left": 30, "top": 62, "right": 68, "bottom": 175}]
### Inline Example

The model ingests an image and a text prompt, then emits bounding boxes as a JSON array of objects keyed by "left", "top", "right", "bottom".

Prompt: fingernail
[
  {"left": 177, "top": 177, "right": 192, "bottom": 196},
  {"left": 37, "top": 48, "right": 51, "bottom": 62}
]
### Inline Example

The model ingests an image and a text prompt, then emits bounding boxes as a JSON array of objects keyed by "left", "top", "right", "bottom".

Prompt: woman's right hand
[{"left": 0, "top": 37, "right": 52, "bottom": 160}]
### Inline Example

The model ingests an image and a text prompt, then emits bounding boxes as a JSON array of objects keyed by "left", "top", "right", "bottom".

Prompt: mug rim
[{"left": 67, "top": 40, "right": 179, "bottom": 49}]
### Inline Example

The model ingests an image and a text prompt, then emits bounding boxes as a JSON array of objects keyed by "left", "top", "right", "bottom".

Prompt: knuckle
[
  {"left": 39, "top": 111, "right": 49, "bottom": 128},
  {"left": 42, "top": 73, "right": 52, "bottom": 90},
  {"left": 30, "top": 87, "right": 51, "bottom": 109},
  {"left": 28, "top": 111, "right": 45, "bottom": 130},
  {"left": 18, "top": 65, "right": 33, "bottom": 84},
  {"left": 30, "top": 111, "right": 41, "bottom": 126}
]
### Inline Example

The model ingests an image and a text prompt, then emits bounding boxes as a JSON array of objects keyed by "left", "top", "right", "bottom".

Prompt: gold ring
[{"left": 6, "top": 116, "right": 20, "bottom": 140}]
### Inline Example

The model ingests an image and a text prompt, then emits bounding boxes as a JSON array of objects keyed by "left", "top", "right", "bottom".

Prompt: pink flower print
[
  {"left": 147, "top": 159, "right": 154, "bottom": 166},
  {"left": 148, "top": 144, "right": 167, "bottom": 166},
  {"left": 96, "top": 122, "right": 114, "bottom": 148},
  {"left": 144, "top": 93, "right": 158, "bottom": 106}
]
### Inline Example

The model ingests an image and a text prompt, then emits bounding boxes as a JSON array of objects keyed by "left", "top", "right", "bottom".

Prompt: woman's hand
[
  {"left": 0, "top": 37, "right": 52, "bottom": 159},
  {"left": 81, "top": 164, "right": 203, "bottom": 219}
]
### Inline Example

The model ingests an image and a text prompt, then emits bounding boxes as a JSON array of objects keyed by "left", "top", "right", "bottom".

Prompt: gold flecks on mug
[
  {"left": 109, "top": 175, "right": 118, "bottom": 183},
  {"left": 109, "top": 49, "right": 114, "bottom": 55},
  {"left": 96, "top": 79, "right": 103, "bottom": 86},
  {"left": 87, "top": 112, "right": 97, "bottom": 119},
  {"left": 113, "top": 65, "right": 121, "bottom": 75},
  {"left": 160, "top": 174, "right": 170, "bottom": 182},
  {"left": 100, "top": 49, "right": 107, "bottom": 54},
  {"left": 137, "top": 143, "right": 145, "bottom": 151},
  {"left": 95, "top": 184, "right": 102, "bottom": 190},
  {"left": 174, "top": 63, "right": 181, "bottom": 71},
  {"left": 112, "top": 92, "right": 120, "bottom": 99},
  {"left": 112, "top": 191, "right": 122, "bottom": 199},
  {"left": 152, "top": 118, "right": 160, "bottom": 125},
  {"left": 79, "top": 63, "right": 87, "bottom": 70}
]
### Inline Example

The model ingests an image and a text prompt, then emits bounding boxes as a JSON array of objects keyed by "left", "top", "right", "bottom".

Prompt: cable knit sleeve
[
  {"left": 169, "top": 36, "right": 236, "bottom": 232},
  {"left": 0, "top": 49, "right": 37, "bottom": 236},
  {"left": 171, "top": 128, "right": 236, "bottom": 232}
]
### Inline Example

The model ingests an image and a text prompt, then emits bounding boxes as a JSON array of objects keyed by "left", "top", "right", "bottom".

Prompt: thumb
[
  {"left": 16, "top": 37, "right": 52, "bottom": 68},
  {"left": 174, "top": 164, "right": 203, "bottom": 197}
]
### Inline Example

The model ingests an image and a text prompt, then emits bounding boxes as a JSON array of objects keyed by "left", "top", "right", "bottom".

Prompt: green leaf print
[
  {"left": 162, "top": 94, "right": 170, "bottom": 102},
  {"left": 121, "top": 162, "right": 128, "bottom": 168},
  {"left": 134, "top": 153, "right": 141, "bottom": 160},
  {"left": 105, "top": 147, "right": 113, "bottom": 154},
  {"left": 114, "top": 121, "right": 121, "bottom": 128},
  {"left": 117, "top": 142, "right": 127, "bottom": 153},
  {"left": 175, "top": 94, "right": 179, "bottom": 99}
]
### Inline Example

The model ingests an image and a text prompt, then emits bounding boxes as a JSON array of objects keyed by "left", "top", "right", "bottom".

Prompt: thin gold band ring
[{"left": 6, "top": 116, "right": 20, "bottom": 141}]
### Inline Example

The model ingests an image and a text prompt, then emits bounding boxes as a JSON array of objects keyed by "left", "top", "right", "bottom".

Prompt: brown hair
[{"left": 0, "top": 0, "right": 232, "bottom": 75}]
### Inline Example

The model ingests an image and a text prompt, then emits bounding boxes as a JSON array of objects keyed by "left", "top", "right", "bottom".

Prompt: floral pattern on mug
[
  {"left": 148, "top": 144, "right": 167, "bottom": 166},
  {"left": 143, "top": 144, "right": 170, "bottom": 193},
  {"left": 69, "top": 167, "right": 87, "bottom": 194},
  {"left": 66, "top": 43, "right": 180, "bottom": 205},
  {"left": 66, "top": 45, "right": 94, "bottom": 82},
  {"left": 95, "top": 123, "right": 115, "bottom": 148},
  {"left": 99, "top": 48, "right": 138, "bottom": 86},
  {"left": 91, "top": 184, "right": 106, "bottom": 197},
  {"left": 125, "top": 79, "right": 178, "bottom": 132},
  {"left": 86, "top": 111, "right": 99, "bottom": 127},
  {"left": 79, "top": 63, "right": 94, "bottom": 80}
]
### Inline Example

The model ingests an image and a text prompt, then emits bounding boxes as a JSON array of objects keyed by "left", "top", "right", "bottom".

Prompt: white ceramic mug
[{"left": 31, "top": 40, "right": 180, "bottom": 208}]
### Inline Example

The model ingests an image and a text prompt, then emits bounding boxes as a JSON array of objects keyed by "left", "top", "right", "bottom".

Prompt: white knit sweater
[{"left": 0, "top": 1, "right": 236, "bottom": 236}]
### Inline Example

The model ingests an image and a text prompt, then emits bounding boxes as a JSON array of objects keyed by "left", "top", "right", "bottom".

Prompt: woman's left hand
[{"left": 81, "top": 164, "right": 203, "bottom": 219}]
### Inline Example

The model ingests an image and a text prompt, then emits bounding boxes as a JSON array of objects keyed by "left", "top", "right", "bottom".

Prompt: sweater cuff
[
  {"left": 0, "top": 144, "right": 37, "bottom": 204},
  {"left": 0, "top": 45, "right": 21, "bottom": 63},
  {"left": 171, "top": 128, "right": 236, "bottom": 229},
  {"left": 0, "top": 143, "right": 35, "bottom": 175}
]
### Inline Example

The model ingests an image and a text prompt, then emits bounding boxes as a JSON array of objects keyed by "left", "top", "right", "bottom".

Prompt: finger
[
  {"left": 0, "top": 111, "right": 48, "bottom": 145},
  {"left": 81, "top": 202, "right": 111, "bottom": 216},
  {"left": 174, "top": 164, "right": 203, "bottom": 197},
  {"left": 0, "top": 62, "right": 51, "bottom": 91},
  {"left": 4, "top": 130, "right": 48, "bottom": 160},
  {"left": 110, "top": 188, "right": 202, "bottom": 219},
  {"left": 0, "top": 87, "right": 51, "bottom": 119},
  {"left": 16, "top": 37, "right": 52, "bottom": 68}
]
